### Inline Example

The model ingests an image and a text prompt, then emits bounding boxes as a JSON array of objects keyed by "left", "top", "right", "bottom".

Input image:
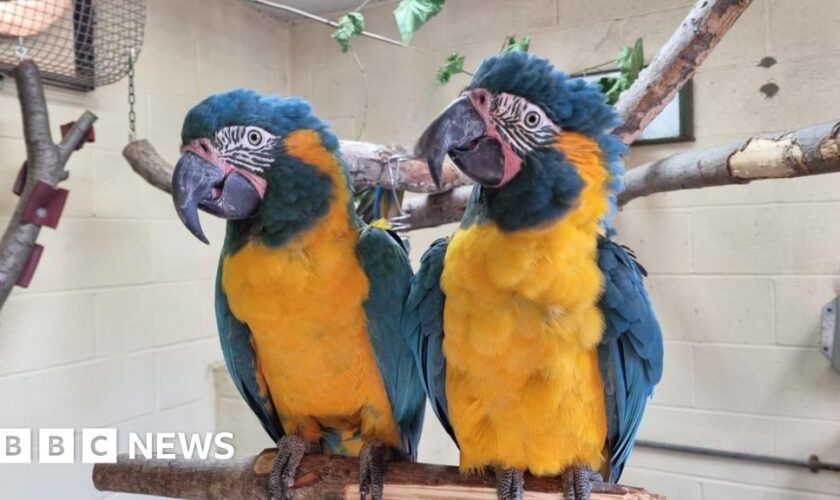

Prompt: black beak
[
  {"left": 415, "top": 95, "right": 507, "bottom": 187},
  {"left": 172, "top": 153, "right": 261, "bottom": 244},
  {"left": 415, "top": 95, "right": 487, "bottom": 188}
]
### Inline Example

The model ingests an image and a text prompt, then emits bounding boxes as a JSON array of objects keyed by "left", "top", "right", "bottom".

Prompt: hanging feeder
[{"left": 0, "top": 0, "right": 147, "bottom": 91}]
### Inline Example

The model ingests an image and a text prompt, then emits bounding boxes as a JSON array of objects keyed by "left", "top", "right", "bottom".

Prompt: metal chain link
[{"left": 127, "top": 48, "right": 137, "bottom": 142}]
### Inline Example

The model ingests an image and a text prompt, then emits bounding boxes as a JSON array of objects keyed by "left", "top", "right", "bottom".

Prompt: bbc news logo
[{"left": 0, "top": 429, "right": 235, "bottom": 463}]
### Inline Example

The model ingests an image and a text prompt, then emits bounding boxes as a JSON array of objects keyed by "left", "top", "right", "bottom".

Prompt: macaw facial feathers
[{"left": 415, "top": 87, "right": 560, "bottom": 189}]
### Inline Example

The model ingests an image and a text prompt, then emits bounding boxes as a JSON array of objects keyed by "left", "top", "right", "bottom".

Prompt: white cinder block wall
[
  {"left": 0, "top": 0, "right": 289, "bottom": 498},
  {"left": 282, "top": 0, "right": 840, "bottom": 499},
  {"left": 4, "top": 0, "right": 840, "bottom": 499}
]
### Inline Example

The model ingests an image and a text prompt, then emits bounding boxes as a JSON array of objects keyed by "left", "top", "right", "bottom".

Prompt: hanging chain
[{"left": 127, "top": 48, "right": 137, "bottom": 142}]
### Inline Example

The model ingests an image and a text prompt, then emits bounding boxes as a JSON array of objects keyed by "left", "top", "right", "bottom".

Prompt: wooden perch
[
  {"left": 93, "top": 450, "right": 663, "bottom": 500},
  {"left": 122, "top": 139, "right": 469, "bottom": 195},
  {"left": 614, "top": 0, "right": 754, "bottom": 144},
  {"left": 0, "top": 60, "right": 96, "bottom": 308},
  {"left": 619, "top": 120, "right": 840, "bottom": 205}
]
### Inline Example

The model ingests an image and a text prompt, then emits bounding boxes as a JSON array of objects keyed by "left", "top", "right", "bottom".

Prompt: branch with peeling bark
[
  {"left": 401, "top": 120, "right": 840, "bottom": 230},
  {"left": 122, "top": 139, "right": 469, "bottom": 195},
  {"left": 0, "top": 61, "right": 96, "bottom": 309},
  {"left": 614, "top": 0, "right": 754, "bottom": 143},
  {"left": 93, "top": 450, "right": 663, "bottom": 500},
  {"left": 619, "top": 120, "right": 840, "bottom": 205}
]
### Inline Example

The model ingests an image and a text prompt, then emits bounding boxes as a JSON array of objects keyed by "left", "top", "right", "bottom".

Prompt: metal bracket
[
  {"left": 820, "top": 297, "right": 840, "bottom": 374},
  {"left": 16, "top": 244, "right": 43, "bottom": 288},
  {"left": 20, "top": 181, "right": 69, "bottom": 229}
]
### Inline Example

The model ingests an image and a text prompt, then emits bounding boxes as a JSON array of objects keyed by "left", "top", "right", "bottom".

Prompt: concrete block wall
[
  {"left": 0, "top": 1, "right": 289, "bottom": 498},
  {"left": 2, "top": 0, "right": 839, "bottom": 499},
  {"left": 284, "top": 1, "right": 840, "bottom": 499}
]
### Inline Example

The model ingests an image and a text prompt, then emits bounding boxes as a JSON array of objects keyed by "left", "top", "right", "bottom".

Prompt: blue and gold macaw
[
  {"left": 407, "top": 52, "right": 663, "bottom": 500},
  {"left": 171, "top": 90, "right": 425, "bottom": 500}
]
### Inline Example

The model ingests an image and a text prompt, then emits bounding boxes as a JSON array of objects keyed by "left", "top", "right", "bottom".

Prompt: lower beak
[
  {"left": 171, "top": 153, "right": 261, "bottom": 244},
  {"left": 415, "top": 95, "right": 487, "bottom": 188}
]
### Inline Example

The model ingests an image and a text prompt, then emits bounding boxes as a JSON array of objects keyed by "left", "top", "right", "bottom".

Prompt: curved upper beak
[
  {"left": 415, "top": 95, "right": 487, "bottom": 188},
  {"left": 171, "top": 152, "right": 261, "bottom": 244},
  {"left": 416, "top": 90, "right": 512, "bottom": 188}
]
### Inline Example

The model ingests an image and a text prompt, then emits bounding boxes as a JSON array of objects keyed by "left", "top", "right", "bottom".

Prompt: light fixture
[{"left": 0, "top": 0, "right": 72, "bottom": 38}]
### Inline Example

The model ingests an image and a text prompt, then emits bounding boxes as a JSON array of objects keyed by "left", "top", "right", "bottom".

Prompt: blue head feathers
[
  {"left": 177, "top": 89, "right": 341, "bottom": 251},
  {"left": 181, "top": 89, "right": 339, "bottom": 153},
  {"left": 466, "top": 52, "right": 627, "bottom": 201},
  {"left": 466, "top": 52, "right": 627, "bottom": 227}
]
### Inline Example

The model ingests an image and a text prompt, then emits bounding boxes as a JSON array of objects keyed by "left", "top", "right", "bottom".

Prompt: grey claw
[
  {"left": 359, "top": 440, "right": 397, "bottom": 500},
  {"left": 495, "top": 467, "right": 524, "bottom": 500},
  {"left": 267, "top": 436, "right": 310, "bottom": 500},
  {"left": 561, "top": 466, "right": 595, "bottom": 500}
]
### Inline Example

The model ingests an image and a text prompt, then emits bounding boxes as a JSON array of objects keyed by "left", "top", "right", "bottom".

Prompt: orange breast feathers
[
  {"left": 439, "top": 132, "right": 612, "bottom": 475},
  {"left": 220, "top": 131, "right": 401, "bottom": 451}
]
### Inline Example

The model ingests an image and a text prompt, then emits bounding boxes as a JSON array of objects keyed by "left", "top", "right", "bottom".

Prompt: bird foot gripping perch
[{"left": 267, "top": 436, "right": 317, "bottom": 500}]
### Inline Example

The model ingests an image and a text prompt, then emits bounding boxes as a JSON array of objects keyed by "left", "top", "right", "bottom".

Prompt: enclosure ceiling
[{"left": 0, "top": 0, "right": 147, "bottom": 91}]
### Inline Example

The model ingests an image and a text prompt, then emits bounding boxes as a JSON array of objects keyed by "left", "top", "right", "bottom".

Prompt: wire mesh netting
[{"left": 0, "top": 0, "right": 146, "bottom": 91}]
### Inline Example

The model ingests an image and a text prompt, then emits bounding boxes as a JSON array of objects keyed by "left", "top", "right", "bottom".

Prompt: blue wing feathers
[
  {"left": 215, "top": 263, "right": 284, "bottom": 443},
  {"left": 403, "top": 238, "right": 457, "bottom": 445},
  {"left": 597, "top": 238, "right": 663, "bottom": 482},
  {"left": 356, "top": 226, "right": 426, "bottom": 459}
]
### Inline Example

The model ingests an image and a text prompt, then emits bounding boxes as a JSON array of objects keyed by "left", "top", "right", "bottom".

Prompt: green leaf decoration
[
  {"left": 436, "top": 52, "right": 466, "bottom": 85},
  {"left": 501, "top": 35, "right": 531, "bottom": 53},
  {"left": 332, "top": 11, "right": 365, "bottom": 53},
  {"left": 598, "top": 38, "right": 644, "bottom": 105},
  {"left": 394, "top": 0, "right": 445, "bottom": 42},
  {"left": 616, "top": 37, "right": 644, "bottom": 83}
]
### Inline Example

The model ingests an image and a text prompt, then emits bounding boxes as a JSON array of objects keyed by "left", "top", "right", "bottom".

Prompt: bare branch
[
  {"left": 340, "top": 141, "right": 469, "bottom": 192},
  {"left": 57, "top": 111, "right": 97, "bottom": 164},
  {"left": 0, "top": 61, "right": 96, "bottom": 309},
  {"left": 123, "top": 140, "right": 173, "bottom": 194},
  {"left": 619, "top": 120, "right": 840, "bottom": 205},
  {"left": 93, "top": 451, "right": 663, "bottom": 500},
  {"left": 122, "top": 140, "right": 469, "bottom": 194},
  {"left": 401, "top": 186, "right": 472, "bottom": 231},
  {"left": 614, "top": 0, "right": 754, "bottom": 143}
]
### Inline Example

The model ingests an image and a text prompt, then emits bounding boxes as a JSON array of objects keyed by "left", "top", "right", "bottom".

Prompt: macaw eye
[
  {"left": 247, "top": 129, "right": 262, "bottom": 146},
  {"left": 524, "top": 111, "right": 540, "bottom": 128}
]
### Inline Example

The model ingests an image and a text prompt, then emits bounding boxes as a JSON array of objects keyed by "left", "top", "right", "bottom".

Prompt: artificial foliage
[
  {"left": 332, "top": 11, "right": 365, "bottom": 53},
  {"left": 597, "top": 38, "right": 645, "bottom": 105},
  {"left": 393, "top": 0, "right": 445, "bottom": 42}
]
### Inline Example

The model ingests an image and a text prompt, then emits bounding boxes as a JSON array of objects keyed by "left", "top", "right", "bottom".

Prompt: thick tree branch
[
  {"left": 401, "top": 186, "right": 473, "bottom": 231},
  {"left": 93, "top": 451, "right": 663, "bottom": 500},
  {"left": 619, "top": 120, "right": 840, "bottom": 205},
  {"left": 614, "top": 0, "right": 754, "bottom": 143},
  {"left": 0, "top": 61, "right": 96, "bottom": 308},
  {"left": 340, "top": 140, "right": 469, "bottom": 192},
  {"left": 122, "top": 140, "right": 468, "bottom": 195}
]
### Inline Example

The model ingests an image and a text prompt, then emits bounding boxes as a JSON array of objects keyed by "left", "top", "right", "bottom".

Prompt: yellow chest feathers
[{"left": 438, "top": 133, "right": 611, "bottom": 474}]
